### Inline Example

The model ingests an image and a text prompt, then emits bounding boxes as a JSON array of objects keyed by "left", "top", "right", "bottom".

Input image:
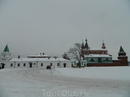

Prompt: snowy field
[{"left": 0, "top": 67, "right": 130, "bottom": 97}]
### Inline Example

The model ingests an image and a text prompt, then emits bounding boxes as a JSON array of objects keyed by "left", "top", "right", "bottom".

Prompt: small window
[
  {"left": 90, "top": 58, "right": 95, "bottom": 62},
  {"left": 106, "top": 58, "right": 109, "bottom": 61},
  {"left": 41, "top": 63, "right": 43, "bottom": 66},
  {"left": 23, "top": 63, "right": 26, "bottom": 67},
  {"left": 34, "top": 63, "right": 35, "bottom": 65},
  {"left": 18, "top": 63, "right": 20, "bottom": 67},
  {"left": 10, "top": 63, "right": 13, "bottom": 67},
  {"left": 50, "top": 63, "right": 52, "bottom": 66},
  {"left": 98, "top": 58, "right": 102, "bottom": 62},
  {"left": 57, "top": 63, "right": 59, "bottom": 66},
  {"left": 63, "top": 63, "right": 66, "bottom": 67}
]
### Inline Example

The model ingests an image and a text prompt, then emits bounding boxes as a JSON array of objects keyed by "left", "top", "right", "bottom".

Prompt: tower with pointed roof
[
  {"left": 84, "top": 39, "right": 89, "bottom": 49},
  {"left": 102, "top": 40, "right": 106, "bottom": 49},
  {"left": 118, "top": 46, "right": 128, "bottom": 66},
  {"left": 0, "top": 44, "right": 11, "bottom": 62},
  {"left": 3, "top": 45, "right": 10, "bottom": 52},
  {"left": 81, "top": 40, "right": 85, "bottom": 49}
]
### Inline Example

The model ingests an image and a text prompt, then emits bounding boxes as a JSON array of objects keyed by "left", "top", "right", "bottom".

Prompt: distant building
[
  {"left": 0, "top": 45, "right": 71, "bottom": 69},
  {"left": 81, "top": 39, "right": 128, "bottom": 67},
  {"left": 27, "top": 53, "right": 51, "bottom": 58}
]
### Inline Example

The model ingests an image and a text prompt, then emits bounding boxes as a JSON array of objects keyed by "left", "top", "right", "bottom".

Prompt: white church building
[{"left": 0, "top": 45, "right": 71, "bottom": 69}]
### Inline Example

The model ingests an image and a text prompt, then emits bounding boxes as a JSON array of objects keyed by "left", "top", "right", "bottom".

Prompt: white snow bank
[
  {"left": 0, "top": 67, "right": 130, "bottom": 97},
  {"left": 56, "top": 67, "right": 130, "bottom": 80}
]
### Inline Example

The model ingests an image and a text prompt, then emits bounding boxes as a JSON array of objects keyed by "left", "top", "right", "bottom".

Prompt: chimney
[{"left": 18, "top": 55, "right": 20, "bottom": 59}]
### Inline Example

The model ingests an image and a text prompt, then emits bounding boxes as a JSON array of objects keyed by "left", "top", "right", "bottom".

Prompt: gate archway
[
  {"left": 29, "top": 62, "right": 32, "bottom": 68},
  {"left": 1, "top": 63, "right": 5, "bottom": 69},
  {"left": 46, "top": 65, "right": 51, "bottom": 69}
]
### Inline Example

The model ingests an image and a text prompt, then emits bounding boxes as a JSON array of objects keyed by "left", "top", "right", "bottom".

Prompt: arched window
[
  {"left": 41, "top": 63, "right": 43, "bottom": 66},
  {"left": 10, "top": 63, "right": 13, "bottom": 67},
  {"left": 98, "top": 58, "right": 102, "bottom": 62},
  {"left": 106, "top": 58, "right": 108, "bottom": 61},
  {"left": 90, "top": 58, "right": 95, "bottom": 62},
  {"left": 57, "top": 63, "right": 59, "bottom": 66},
  {"left": 18, "top": 63, "right": 20, "bottom": 67},
  {"left": 29, "top": 62, "right": 32, "bottom": 68},
  {"left": 23, "top": 63, "right": 26, "bottom": 67},
  {"left": 63, "top": 63, "right": 66, "bottom": 67}
]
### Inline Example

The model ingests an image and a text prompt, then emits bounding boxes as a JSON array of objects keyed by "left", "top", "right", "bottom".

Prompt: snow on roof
[
  {"left": 84, "top": 54, "right": 111, "bottom": 58},
  {"left": 83, "top": 48, "right": 107, "bottom": 51},
  {"left": 27, "top": 54, "right": 51, "bottom": 57},
  {"left": 9, "top": 58, "right": 70, "bottom": 62}
]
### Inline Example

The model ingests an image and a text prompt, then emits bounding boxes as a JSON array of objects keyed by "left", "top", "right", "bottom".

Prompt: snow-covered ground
[{"left": 0, "top": 67, "right": 130, "bottom": 97}]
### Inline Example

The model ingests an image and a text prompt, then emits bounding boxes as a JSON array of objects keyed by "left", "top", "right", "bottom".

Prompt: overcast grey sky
[{"left": 0, "top": 0, "right": 130, "bottom": 60}]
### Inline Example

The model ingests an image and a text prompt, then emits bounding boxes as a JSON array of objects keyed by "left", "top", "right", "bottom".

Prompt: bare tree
[
  {"left": 53, "top": 56, "right": 58, "bottom": 59},
  {"left": 68, "top": 43, "right": 82, "bottom": 67},
  {"left": 62, "top": 52, "right": 70, "bottom": 60}
]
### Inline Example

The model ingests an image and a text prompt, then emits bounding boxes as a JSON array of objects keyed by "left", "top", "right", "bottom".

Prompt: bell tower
[
  {"left": 1, "top": 44, "right": 11, "bottom": 61},
  {"left": 118, "top": 46, "right": 128, "bottom": 66}
]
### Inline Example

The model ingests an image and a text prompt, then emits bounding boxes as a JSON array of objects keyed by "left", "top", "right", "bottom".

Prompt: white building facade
[{"left": 0, "top": 45, "right": 71, "bottom": 69}]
